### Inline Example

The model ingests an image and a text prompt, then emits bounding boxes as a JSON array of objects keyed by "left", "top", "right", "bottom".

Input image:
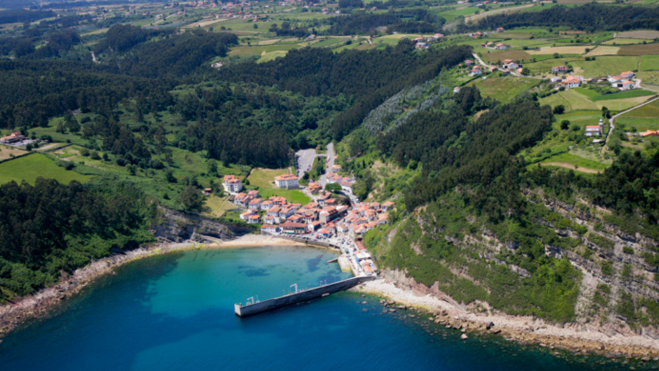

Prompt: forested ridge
[
  {"left": 223, "top": 43, "right": 472, "bottom": 140},
  {"left": 474, "top": 4, "right": 659, "bottom": 32},
  {"left": 323, "top": 10, "right": 445, "bottom": 35},
  {"left": 0, "top": 179, "right": 157, "bottom": 303}
]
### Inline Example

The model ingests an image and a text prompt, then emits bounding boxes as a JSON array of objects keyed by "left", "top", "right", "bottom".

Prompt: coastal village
[{"left": 222, "top": 163, "right": 392, "bottom": 277}]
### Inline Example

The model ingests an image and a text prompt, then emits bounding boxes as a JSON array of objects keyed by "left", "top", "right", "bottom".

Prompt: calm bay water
[{"left": 0, "top": 246, "right": 651, "bottom": 371}]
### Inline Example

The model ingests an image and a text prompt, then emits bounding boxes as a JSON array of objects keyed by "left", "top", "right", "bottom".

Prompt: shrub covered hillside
[
  {"left": 362, "top": 87, "right": 659, "bottom": 328},
  {"left": 0, "top": 178, "right": 158, "bottom": 303}
]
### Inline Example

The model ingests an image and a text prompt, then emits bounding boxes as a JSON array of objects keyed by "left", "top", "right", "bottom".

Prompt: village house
[
  {"left": 552, "top": 66, "right": 569, "bottom": 74},
  {"left": 319, "top": 206, "right": 339, "bottom": 224},
  {"left": 378, "top": 213, "right": 390, "bottom": 225},
  {"left": 503, "top": 61, "right": 519, "bottom": 70},
  {"left": 585, "top": 118, "right": 605, "bottom": 137},
  {"left": 223, "top": 175, "right": 243, "bottom": 193},
  {"left": 274, "top": 174, "right": 299, "bottom": 189},
  {"left": 471, "top": 66, "right": 482, "bottom": 76},
  {"left": 307, "top": 182, "right": 322, "bottom": 194},
  {"left": 621, "top": 81, "right": 636, "bottom": 91},
  {"left": 263, "top": 215, "right": 276, "bottom": 224},
  {"left": 307, "top": 220, "right": 322, "bottom": 232},
  {"left": 247, "top": 214, "right": 261, "bottom": 224},
  {"left": 464, "top": 59, "right": 474, "bottom": 66},
  {"left": 381, "top": 201, "right": 394, "bottom": 212},
  {"left": 339, "top": 179, "right": 355, "bottom": 194},
  {"left": 496, "top": 27, "right": 504, "bottom": 32},
  {"left": 261, "top": 224, "right": 278, "bottom": 234},
  {"left": 248, "top": 198, "right": 262, "bottom": 210},
  {"left": 550, "top": 76, "right": 562, "bottom": 84},
  {"left": 641, "top": 130, "right": 659, "bottom": 137},
  {"left": 329, "top": 164, "right": 341, "bottom": 173},
  {"left": 0, "top": 131, "right": 25, "bottom": 144},
  {"left": 453, "top": 86, "right": 461, "bottom": 94},
  {"left": 260, "top": 200, "right": 273, "bottom": 210},
  {"left": 233, "top": 192, "right": 255, "bottom": 206},
  {"left": 495, "top": 43, "right": 510, "bottom": 50},
  {"left": 239, "top": 209, "right": 257, "bottom": 221},
  {"left": 317, "top": 191, "right": 332, "bottom": 205},
  {"left": 280, "top": 222, "right": 307, "bottom": 234},
  {"left": 561, "top": 75, "right": 582, "bottom": 89}
]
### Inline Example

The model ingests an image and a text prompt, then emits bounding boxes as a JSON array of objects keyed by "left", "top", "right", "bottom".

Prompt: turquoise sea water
[{"left": 0, "top": 246, "right": 653, "bottom": 371}]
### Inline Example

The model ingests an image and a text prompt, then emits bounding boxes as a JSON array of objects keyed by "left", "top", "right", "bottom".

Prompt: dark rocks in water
[{"left": 486, "top": 322, "right": 494, "bottom": 330}]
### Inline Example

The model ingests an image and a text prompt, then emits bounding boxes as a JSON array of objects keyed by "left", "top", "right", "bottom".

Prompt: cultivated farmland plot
[
  {"left": 617, "top": 30, "right": 659, "bottom": 39},
  {"left": 527, "top": 46, "right": 589, "bottom": 55},
  {"left": 585, "top": 46, "right": 620, "bottom": 56}
]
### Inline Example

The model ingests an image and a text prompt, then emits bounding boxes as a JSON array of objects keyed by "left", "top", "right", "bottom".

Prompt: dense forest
[
  {"left": 323, "top": 10, "right": 445, "bottom": 35},
  {"left": 0, "top": 9, "right": 55, "bottom": 24},
  {"left": 0, "top": 179, "right": 157, "bottom": 302},
  {"left": 474, "top": 4, "right": 659, "bottom": 32},
  {"left": 377, "top": 87, "right": 553, "bottom": 213},
  {"left": 222, "top": 43, "right": 472, "bottom": 140}
]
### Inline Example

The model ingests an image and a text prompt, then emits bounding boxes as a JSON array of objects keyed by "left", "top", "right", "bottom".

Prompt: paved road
[
  {"left": 319, "top": 143, "right": 335, "bottom": 187},
  {"left": 602, "top": 95, "right": 659, "bottom": 154},
  {"left": 295, "top": 148, "right": 317, "bottom": 179}
]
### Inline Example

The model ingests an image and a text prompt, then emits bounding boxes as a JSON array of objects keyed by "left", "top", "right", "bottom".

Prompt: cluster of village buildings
[
  {"left": 412, "top": 34, "right": 445, "bottom": 49},
  {"left": 549, "top": 69, "right": 636, "bottom": 91},
  {"left": 0, "top": 132, "right": 26, "bottom": 144},
  {"left": 222, "top": 170, "right": 392, "bottom": 240}
]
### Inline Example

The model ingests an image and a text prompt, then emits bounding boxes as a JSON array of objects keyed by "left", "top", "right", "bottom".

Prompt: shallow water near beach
[{"left": 0, "top": 246, "right": 653, "bottom": 370}]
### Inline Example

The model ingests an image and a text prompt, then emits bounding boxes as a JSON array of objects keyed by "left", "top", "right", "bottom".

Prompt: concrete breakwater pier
[{"left": 235, "top": 276, "right": 376, "bottom": 317}]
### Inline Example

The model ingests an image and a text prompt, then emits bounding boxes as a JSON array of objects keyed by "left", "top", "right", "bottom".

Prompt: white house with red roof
[{"left": 274, "top": 174, "right": 299, "bottom": 189}]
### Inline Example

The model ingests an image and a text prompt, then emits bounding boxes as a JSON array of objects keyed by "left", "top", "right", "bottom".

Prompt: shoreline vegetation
[{"left": 1, "top": 235, "right": 658, "bottom": 362}]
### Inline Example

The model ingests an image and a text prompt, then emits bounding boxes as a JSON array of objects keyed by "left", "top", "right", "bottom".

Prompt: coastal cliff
[{"left": 363, "top": 191, "right": 659, "bottom": 359}]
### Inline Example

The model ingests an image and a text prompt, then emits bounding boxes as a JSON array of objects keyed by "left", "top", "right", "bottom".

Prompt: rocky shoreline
[
  {"left": 356, "top": 272, "right": 659, "bottom": 362},
  {"left": 0, "top": 241, "right": 199, "bottom": 338}
]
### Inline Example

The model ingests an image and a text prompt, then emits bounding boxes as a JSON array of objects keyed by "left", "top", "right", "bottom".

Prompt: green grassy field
[
  {"left": 258, "top": 187, "right": 310, "bottom": 204},
  {"left": 228, "top": 44, "right": 299, "bottom": 57},
  {"left": 540, "top": 152, "right": 610, "bottom": 171},
  {"left": 523, "top": 57, "right": 582, "bottom": 75},
  {"left": 248, "top": 168, "right": 289, "bottom": 188},
  {"left": 247, "top": 168, "right": 310, "bottom": 204},
  {"left": 540, "top": 89, "right": 599, "bottom": 111},
  {"left": 616, "top": 117, "right": 659, "bottom": 131},
  {"left": 640, "top": 55, "right": 659, "bottom": 71},
  {"left": 0, "top": 154, "right": 91, "bottom": 185},
  {"left": 573, "top": 87, "right": 600, "bottom": 99},
  {"left": 590, "top": 89, "right": 656, "bottom": 101},
  {"left": 570, "top": 56, "right": 641, "bottom": 78},
  {"left": 540, "top": 89, "right": 652, "bottom": 112},
  {"left": 203, "top": 195, "right": 236, "bottom": 217},
  {"left": 467, "top": 77, "right": 540, "bottom": 103},
  {"left": 621, "top": 98, "right": 659, "bottom": 117}
]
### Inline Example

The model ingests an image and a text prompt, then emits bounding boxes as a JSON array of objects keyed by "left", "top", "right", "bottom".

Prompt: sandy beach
[
  {"left": 207, "top": 234, "right": 322, "bottom": 249},
  {"left": 356, "top": 276, "right": 659, "bottom": 360}
]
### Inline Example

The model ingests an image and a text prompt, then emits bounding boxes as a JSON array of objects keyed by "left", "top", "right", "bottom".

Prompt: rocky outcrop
[{"left": 151, "top": 208, "right": 236, "bottom": 243}]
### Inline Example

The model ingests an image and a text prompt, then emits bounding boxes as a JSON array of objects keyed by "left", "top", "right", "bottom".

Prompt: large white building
[
  {"left": 274, "top": 174, "right": 299, "bottom": 189},
  {"left": 223, "top": 175, "right": 242, "bottom": 193}
]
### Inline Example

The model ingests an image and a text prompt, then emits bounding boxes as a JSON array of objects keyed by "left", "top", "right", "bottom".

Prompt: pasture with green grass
[
  {"left": 247, "top": 168, "right": 310, "bottom": 204},
  {"left": 467, "top": 76, "right": 540, "bottom": 103},
  {"left": 0, "top": 154, "right": 91, "bottom": 185}
]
